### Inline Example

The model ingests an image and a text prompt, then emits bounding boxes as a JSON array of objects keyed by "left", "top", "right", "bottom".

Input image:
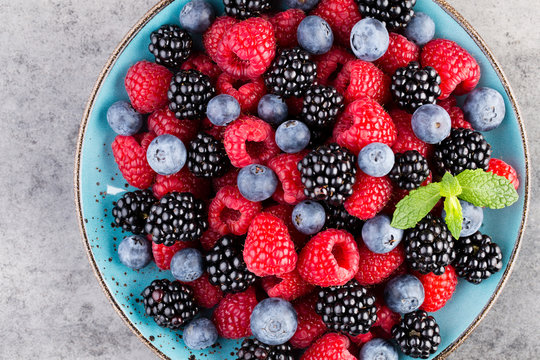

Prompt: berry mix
[{"left": 107, "top": 0, "right": 520, "bottom": 358}]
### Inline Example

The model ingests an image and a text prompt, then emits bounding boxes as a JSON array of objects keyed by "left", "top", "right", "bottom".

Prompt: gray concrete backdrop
[{"left": 0, "top": 0, "right": 537, "bottom": 359}]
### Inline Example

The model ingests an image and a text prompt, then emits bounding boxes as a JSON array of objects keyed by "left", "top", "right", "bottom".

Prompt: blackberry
[
  {"left": 265, "top": 47, "right": 317, "bottom": 98},
  {"left": 187, "top": 132, "right": 230, "bottom": 178},
  {"left": 223, "top": 0, "right": 272, "bottom": 19},
  {"left": 298, "top": 143, "right": 357, "bottom": 206},
  {"left": 236, "top": 338, "right": 295, "bottom": 360},
  {"left": 145, "top": 192, "right": 208, "bottom": 246},
  {"left": 149, "top": 24, "right": 192, "bottom": 68},
  {"left": 391, "top": 62, "right": 441, "bottom": 112},
  {"left": 301, "top": 85, "right": 344, "bottom": 130},
  {"left": 168, "top": 69, "right": 215, "bottom": 120},
  {"left": 112, "top": 190, "right": 156, "bottom": 235},
  {"left": 324, "top": 204, "right": 364, "bottom": 236},
  {"left": 141, "top": 279, "right": 199, "bottom": 329},
  {"left": 355, "top": 0, "right": 416, "bottom": 31},
  {"left": 433, "top": 128, "right": 492, "bottom": 175},
  {"left": 392, "top": 310, "right": 441, "bottom": 359},
  {"left": 454, "top": 231, "right": 503, "bottom": 284},
  {"left": 315, "top": 280, "right": 377, "bottom": 336},
  {"left": 388, "top": 150, "right": 430, "bottom": 191},
  {"left": 404, "top": 214, "right": 456, "bottom": 275},
  {"left": 205, "top": 235, "right": 256, "bottom": 294}
]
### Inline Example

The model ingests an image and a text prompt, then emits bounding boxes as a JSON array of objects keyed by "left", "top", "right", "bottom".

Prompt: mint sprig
[
  {"left": 444, "top": 196, "right": 463, "bottom": 239},
  {"left": 391, "top": 183, "right": 441, "bottom": 230},
  {"left": 456, "top": 169, "right": 519, "bottom": 209}
]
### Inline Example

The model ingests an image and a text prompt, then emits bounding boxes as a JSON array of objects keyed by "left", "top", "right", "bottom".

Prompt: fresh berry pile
[{"left": 106, "top": 1, "right": 520, "bottom": 359}]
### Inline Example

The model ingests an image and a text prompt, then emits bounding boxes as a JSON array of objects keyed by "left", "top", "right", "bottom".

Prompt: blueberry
[
  {"left": 463, "top": 87, "right": 506, "bottom": 131},
  {"left": 350, "top": 18, "right": 389, "bottom": 62},
  {"left": 357, "top": 142, "right": 395, "bottom": 177},
  {"left": 250, "top": 298, "right": 298, "bottom": 345},
  {"left": 179, "top": 0, "right": 216, "bottom": 33},
  {"left": 362, "top": 215, "right": 403, "bottom": 254},
  {"left": 275, "top": 120, "right": 311, "bottom": 153},
  {"left": 107, "top": 101, "right": 143, "bottom": 136},
  {"left": 183, "top": 317, "right": 218, "bottom": 350},
  {"left": 207, "top": 94, "right": 241, "bottom": 126},
  {"left": 297, "top": 16, "right": 334, "bottom": 55},
  {"left": 411, "top": 104, "right": 452, "bottom": 144},
  {"left": 170, "top": 248, "right": 204, "bottom": 282},
  {"left": 404, "top": 12, "right": 436, "bottom": 46},
  {"left": 442, "top": 199, "right": 484, "bottom": 237},
  {"left": 292, "top": 200, "right": 326, "bottom": 235},
  {"left": 117, "top": 235, "right": 152, "bottom": 270},
  {"left": 284, "top": 0, "right": 319, "bottom": 11},
  {"left": 359, "top": 338, "right": 399, "bottom": 360},
  {"left": 146, "top": 134, "right": 187, "bottom": 175},
  {"left": 384, "top": 274, "right": 425, "bottom": 314},
  {"left": 237, "top": 164, "right": 278, "bottom": 202},
  {"left": 258, "top": 94, "right": 288, "bottom": 126}
]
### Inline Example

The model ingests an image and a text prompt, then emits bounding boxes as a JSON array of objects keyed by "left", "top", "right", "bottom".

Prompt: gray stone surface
[{"left": 0, "top": 0, "right": 538, "bottom": 359}]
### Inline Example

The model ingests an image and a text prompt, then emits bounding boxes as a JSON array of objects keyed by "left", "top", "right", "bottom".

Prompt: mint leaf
[
  {"left": 456, "top": 169, "right": 518, "bottom": 209},
  {"left": 444, "top": 196, "right": 463, "bottom": 239},
  {"left": 440, "top": 172, "right": 462, "bottom": 197},
  {"left": 391, "top": 183, "right": 442, "bottom": 230}
]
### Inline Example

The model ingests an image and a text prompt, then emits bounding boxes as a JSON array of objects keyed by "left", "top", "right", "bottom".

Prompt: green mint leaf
[
  {"left": 456, "top": 169, "right": 519, "bottom": 209},
  {"left": 391, "top": 183, "right": 442, "bottom": 230},
  {"left": 444, "top": 196, "right": 463, "bottom": 239},
  {"left": 440, "top": 172, "right": 462, "bottom": 197}
]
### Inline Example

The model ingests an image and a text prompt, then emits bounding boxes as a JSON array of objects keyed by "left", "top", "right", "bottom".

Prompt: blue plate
[{"left": 75, "top": 1, "right": 529, "bottom": 359}]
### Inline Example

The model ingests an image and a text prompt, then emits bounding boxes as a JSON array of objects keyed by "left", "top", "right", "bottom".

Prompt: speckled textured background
[{"left": 0, "top": 0, "right": 538, "bottom": 359}]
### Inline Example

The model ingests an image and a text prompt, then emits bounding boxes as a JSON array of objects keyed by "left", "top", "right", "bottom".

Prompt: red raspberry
[
  {"left": 182, "top": 273, "right": 224, "bottom": 309},
  {"left": 263, "top": 204, "right": 308, "bottom": 249},
  {"left": 152, "top": 168, "right": 210, "bottom": 200},
  {"left": 421, "top": 39, "right": 481, "bottom": 99},
  {"left": 334, "top": 60, "right": 391, "bottom": 104},
  {"left": 208, "top": 185, "right": 262, "bottom": 236},
  {"left": 438, "top": 97, "right": 473, "bottom": 129},
  {"left": 290, "top": 296, "right": 327, "bottom": 349},
  {"left": 375, "top": 33, "right": 420, "bottom": 75},
  {"left": 203, "top": 16, "right": 238, "bottom": 61},
  {"left": 488, "top": 158, "right": 520, "bottom": 190},
  {"left": 215, "top": 17, "right": 276, "bottom": 80},
  {"left": 112, "top": 133, "right": 156, "bottom": 189},
  {"left": 269, "top": 9, "right": 306, "bottom": 48},
  {"left": 301, "top": 333, "right": 356, "bottom": 360},
  {"left": 286, "top": 96, "right": 305, "bottom": 117},
  {"left": 213, "top": 287, "right": 258, "bottom": 339},
  {"left": 372, "top": 304, "right": 401, "bottom": 339},
  {"left": 268, "top": 152, "right": 308, "bottom": 205},
  {"left": 312, "top": 0, "right": 362, "bottom": 47},
  {"left": 416, "top": 265, "right": 458, "bottom": 312},
  {"left": 333, "top": 97, "right": 397, "bottom": 154},
  {"left": 344, "top": 171, "right": 393, "bottom": 220},
  {"left": 212, "top": 167, "right": 240, "bottom": 193},
  {"left": 201, "top": 116, "right": 226, "bottom": 140},
  {"left": 199, "top": 228, "right": 222, "bottom": 251},
  {"left": 152, "top": 240, "right": 193, "bottom": 270},
  {"left": 223, "top": 115, "right": 280, "bottom": 168},
  {"left": 298, "top": 229, "right": 359, "bottom": 287},
  {"left": 349, "top": 332, "right": 374, "bottom": 345},
  {"left": 180, "top": 52, "right": 222, "bottom": 82},
  {"left": 314, "top": 46, "right": 355, "bottom": 86},
  {"left": 390, "top": 109, "right": 431, "bottom": 158},
  {"left": 244, "top": 213, "right": 297, "bottom": 276},
  {"left": 262, "top": 269, "right": 314, "bottom": 301},
  {"left": 124, "top": 61, "right": 172, "bottom": 114},
  {"left": 354, "top": 242, "right": 405, "bottom": 286},
  {"left": 147, "top": 107, "right": 199, "bottom": 144},
  {"left": 216, "top": 73, "right": 266, "bottom": 113}
]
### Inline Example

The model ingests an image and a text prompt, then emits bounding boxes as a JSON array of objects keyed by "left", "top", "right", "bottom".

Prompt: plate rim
[{"left": 73, "top": 1, "right": 530, "bottom": 359}]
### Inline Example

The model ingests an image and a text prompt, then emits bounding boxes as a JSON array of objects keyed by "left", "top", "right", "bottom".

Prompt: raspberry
[
  {"left": 216, "top": 73, "right": 266, "bottom": 113},
  {"left": 208, "top": 185, "right": 262, "bottom": 236},
  {"left": 199, "top": 228, "right": 222, "bottom": 251},
  {"left": 334, "top": 60, "right": 391, "bottom": 104},
  {"left": 333, "top": 96, "right": 397, "bottom": 155},
  {"left": 312, "top": 0, "right": 362, "bottom": 47},
  {"left": 390, "top": 109, "right": 431, "bottom": 158},
  {"left": 269, "top": 9, "right": 306, "bottom": 48},
  {"left": 268, "top": 152, "right": 308, "bottom": 205},
  {"left": 203, "top": 16, "right": 238, "bottom": 61},
  {"left": 416, "top": 265, "right": 458, "bottom": 312},
  {"left": 244, "top": 213, "right": 297, "bottom": 276},
  {"left": 421, "top": 39, "right": 481, "bottom": 99},
  {"left": 213, "top": 287, "right": 258, "bottom": 339},
  {"left": 212, "top": 167, "right": 240, "bottom": 193},
  {"left": 215, "top": 17, "right": 276, "bottom": 79},
  {"left": 124, "top": 61, "right": 172, "bottom": 114},
  {"left": 298, "top": 229, "right": 360, "bottom": 287},
  {"left": 344, "top": 171, "right": 393, "bottom": 220},
  {"left": 375, "top": 32, "right": 420, "bottom": 75},
  {"left": 182, "top": 273, "right": 224, "bottom": 309},
  {"left": 152, "top": 168, "right": 210, "bottom": 200},
  {"left": 314, "top": 46, "right": 355, "bottom": 86},
  {"left": 286, "top": 96, "right": 305, "bottom": 117},
  {"left": 300, "top": 333, "right": 356, "bottom": 360},
  {"left": 372, "top": 304, "right": 401, "bottom": 339},
  {"left": 201, "top": 116, "right": 227, "bottom": 140},
  {"left": 180, "top": 52, "right": 222, "bottom": 82},
  {"left": 438, "top": 97, "right": 473, "bottom": 129},
  {"left": 223, "top": 115, "right": 280, "bottom": 168},
  {"left": 263, "top": 204, "right": 308, "bottom": 249},
  {"left": 147, "top": 107, "right": 199, "bottom": 143},
  {"left": 488, "top": 158, "right": 519, "bottom": 190},
  {"left": 151, "top": 240, "right": 194, "bottom": 270},
  {"left": 262, "top": 269, "right": 314, "bottom": 301},
  {"left": 349, "top": 332, "right": 374, "bottom": 345},
  {"left": 290, "top": 296, "right": 327, "bottom": 349},
  {"left": 112, "top": 133, "right": 156, "bottom": 189},
  {"left": 355, "top": 242, "right": 405, "bottom": 286}
]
